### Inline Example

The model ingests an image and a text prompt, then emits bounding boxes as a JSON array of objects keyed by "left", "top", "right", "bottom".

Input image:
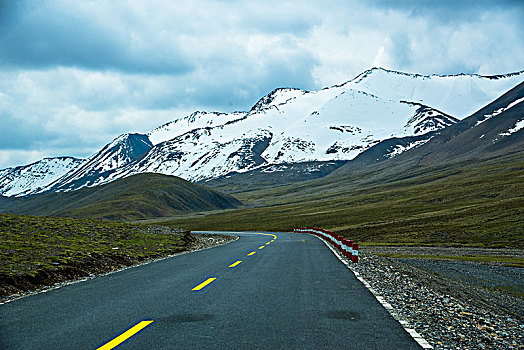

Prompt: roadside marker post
[
  {"left": 352, "top": 243, "right": 359, "bottom": 263},
  {"left": 342, "top": 239, "right": 349, "bottom": 258},
  {"left": 295, "top": 227, "right": 358, "bottom": 263},
  {"left": 347, "top": 240, "right": 354, "bottom": 260}
]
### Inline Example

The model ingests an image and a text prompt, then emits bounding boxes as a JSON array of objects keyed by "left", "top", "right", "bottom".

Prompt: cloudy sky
[{"left": 1, "top": 0, "right": 523, "bottom": 169}]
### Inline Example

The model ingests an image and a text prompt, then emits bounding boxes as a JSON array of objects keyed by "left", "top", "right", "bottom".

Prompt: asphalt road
[{"left": 0, "top": 231, "right": 421, "bottom": 349}]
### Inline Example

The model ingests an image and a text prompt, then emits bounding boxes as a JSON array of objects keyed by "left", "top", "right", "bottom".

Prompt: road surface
[{"left": 0, "top": 231, "right": 421, "bottom": 349}]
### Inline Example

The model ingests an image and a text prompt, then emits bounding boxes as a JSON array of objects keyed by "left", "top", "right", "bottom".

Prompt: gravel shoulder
[{"left": 351, "top": 246, "right": 524, "bottom": 350}]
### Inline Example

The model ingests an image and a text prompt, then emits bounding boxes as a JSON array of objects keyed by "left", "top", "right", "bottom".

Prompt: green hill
[{"left": 0, "top": 173, "right": 242, "bottom": 220}]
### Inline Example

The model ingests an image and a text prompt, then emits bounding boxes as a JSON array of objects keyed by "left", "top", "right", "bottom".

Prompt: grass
[
  {"left": 0, "top": 213, "right": 189, "bottom": 277},
  {"left": 154, "top": 154, "right": 524, "bottom": 248},
  {"left": 373, "top": 254, "right": 524, "bottom": 268}
]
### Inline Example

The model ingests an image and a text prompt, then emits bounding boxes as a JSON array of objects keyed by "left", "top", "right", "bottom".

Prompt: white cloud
[{"left": 0, "top": 0, "right": 523, "bottom": 169}]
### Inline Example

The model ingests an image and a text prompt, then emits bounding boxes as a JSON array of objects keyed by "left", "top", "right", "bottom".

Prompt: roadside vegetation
[{"left": 0, "top": 213, "right": 190, "bottom": 298}]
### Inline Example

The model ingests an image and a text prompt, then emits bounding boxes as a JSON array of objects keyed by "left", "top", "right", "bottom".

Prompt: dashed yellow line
[
  {"left": 192, "top": 277, "right": 217, "bottom": 291},
  {"left": 99, "top": 232, "right": 279, "bottom": 349},
  {"left": 229, "top": 260, "right": 242, "bottom": 268},
  {"left": 97, "top": 320, "right": 153, "bottom": 350}
]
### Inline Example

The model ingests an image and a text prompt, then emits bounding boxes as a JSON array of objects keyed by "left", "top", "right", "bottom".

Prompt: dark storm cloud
[{"left": 0, "top": 1, "right": 193, "bottom": 74}]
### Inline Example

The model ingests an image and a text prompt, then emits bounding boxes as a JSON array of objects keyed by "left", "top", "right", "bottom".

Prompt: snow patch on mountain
[
  {"left": 499, "top": 119, "right": 524, "bottom": 137},
  {"left": 0, "top": 157, "right": 86, "bottom": 197},
  {"left": 42, "top": 133, "right": 153, "bottom": 193},
  {"left": 476, "top": 96, "right": 524, "bottom": 126},
  {"left": 342, "top": 67, "right": 524, "bottom": 118},
  {"left": 386, "top": 139, "right": 432, "bottom": 158},
  {"left": 400, "top": 102, "right": 459, "bottom": 134},
  {"left": 148, "top": 111, "right": 245, "bottom": 145}
]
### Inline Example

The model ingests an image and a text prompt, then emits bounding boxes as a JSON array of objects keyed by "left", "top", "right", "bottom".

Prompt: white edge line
[
  {"left": 307, "top": 233, "right": 433, "bottom": 349},
  {"left": 1, "top": 235, "right": 240, "bottom": 305}
]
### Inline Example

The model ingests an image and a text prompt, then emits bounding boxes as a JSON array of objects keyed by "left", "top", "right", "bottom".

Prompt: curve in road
[{"left": 0, "top": 231, "right": 422, "bottom": 349}]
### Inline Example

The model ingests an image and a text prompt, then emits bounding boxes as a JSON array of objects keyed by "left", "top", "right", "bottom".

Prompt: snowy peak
[
  {"left": 43, "top": 133, "right": 153, "bottom": 192},
  {"left": 148, "top": 111, "right": 245, "bottom": 145},
  {"left": 92, "top": 133, "right": 153, "bottom": 172},
  {"left": 250, "top": 88, "right": 309, "bottom": 113},
  {"left": 0, "top": 157, "right": 86, "bottom": 197},
  {"left": 344, "top": 67, "right": 524, "bottom": 85},
  {"left": 341, "top": 67, "right": 524, "bottom": 118}
]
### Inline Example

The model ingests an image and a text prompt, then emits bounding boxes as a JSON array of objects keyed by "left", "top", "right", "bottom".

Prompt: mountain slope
[
  {"left": 0, "top": 173, "right": 242, "bottom": 220},
  {"left": 94, "top": 69, "right": 524, "bottom": 184},
  {"left": 343, "top": 68, "right": 524, "bottom": 118},
  {"left": 0, "top": 157, "right": 86, "bottom": 197},
  {"left": 205, "top": 81, "right": 524, "bottom": 206},
  {"left": 344, "top": 80, "right": 524, "bottom": 172}
]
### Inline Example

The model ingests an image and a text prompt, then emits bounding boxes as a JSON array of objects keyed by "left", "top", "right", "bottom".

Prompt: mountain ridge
[{"left": 1, "top": 67, "right": 523, "bottom": 197}]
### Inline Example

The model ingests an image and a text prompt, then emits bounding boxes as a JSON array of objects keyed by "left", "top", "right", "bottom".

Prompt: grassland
[
  {"left": 0, "top": 213, "right": 190, "bottom": 298},
  {"left": 154, "top": 154, "right": 524, "bottom": 248}
]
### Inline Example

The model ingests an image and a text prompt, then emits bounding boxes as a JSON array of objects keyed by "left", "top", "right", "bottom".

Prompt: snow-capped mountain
[
  {"left": 348, "top": 80, "right": 524, "bottom": 167},
  {"left": 0, "top": 157, "right": 86, "bottom": 197},
  {"left": 148, "top": 111, "right": 246, "bottom": 145},
  {"left": 44, "top": 133, "right": 152, "bottom": 193},
  {"left": 101, "top": 68, "right": 522, "bottom": 183},
  {"left": 2, "top": 67, "right": 523, "bottom": 197},
  {"left": 344, "top": 68, "right": 524, "bottom": 118}
]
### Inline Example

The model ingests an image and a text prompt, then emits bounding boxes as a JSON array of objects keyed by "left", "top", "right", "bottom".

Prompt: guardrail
[{"left": 293, "top": 227, "right": 358, "bottom": 263}]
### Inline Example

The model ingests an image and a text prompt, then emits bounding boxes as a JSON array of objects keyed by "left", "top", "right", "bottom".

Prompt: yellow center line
[
  {"left": 229, "top": 260, "right": 242, "bottom": 268},
  {"left": 97, "top": 320, "right": 153, "bottom": 350},
  {"left": 247, "top": 251, "right": 256, "bottom": 256},
  {"left": 192, "top": 277, "right": 217, "bottom": 291},
  {"left": 266, "top": 242, "right": 271, "bottom": 245},
  {"left": 258, "top": 246, "right": 265, "bottom": 249}
]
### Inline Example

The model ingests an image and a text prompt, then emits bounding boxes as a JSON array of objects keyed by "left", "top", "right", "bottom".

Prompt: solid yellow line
[
  {"left": 248, "top": 251, "right": 256, "bottom": 256},
  {"left": 258, "top": 246, "right": 265, "bottom": 249},
  {"left": 192, "top": 277, "right": 217, "bottom": 291},
  {"left": 229, "top": 260, "right": 242, "bottom": 268},
  {"left": 97, "top": 320, "right": 153, "bottom": 350}
]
